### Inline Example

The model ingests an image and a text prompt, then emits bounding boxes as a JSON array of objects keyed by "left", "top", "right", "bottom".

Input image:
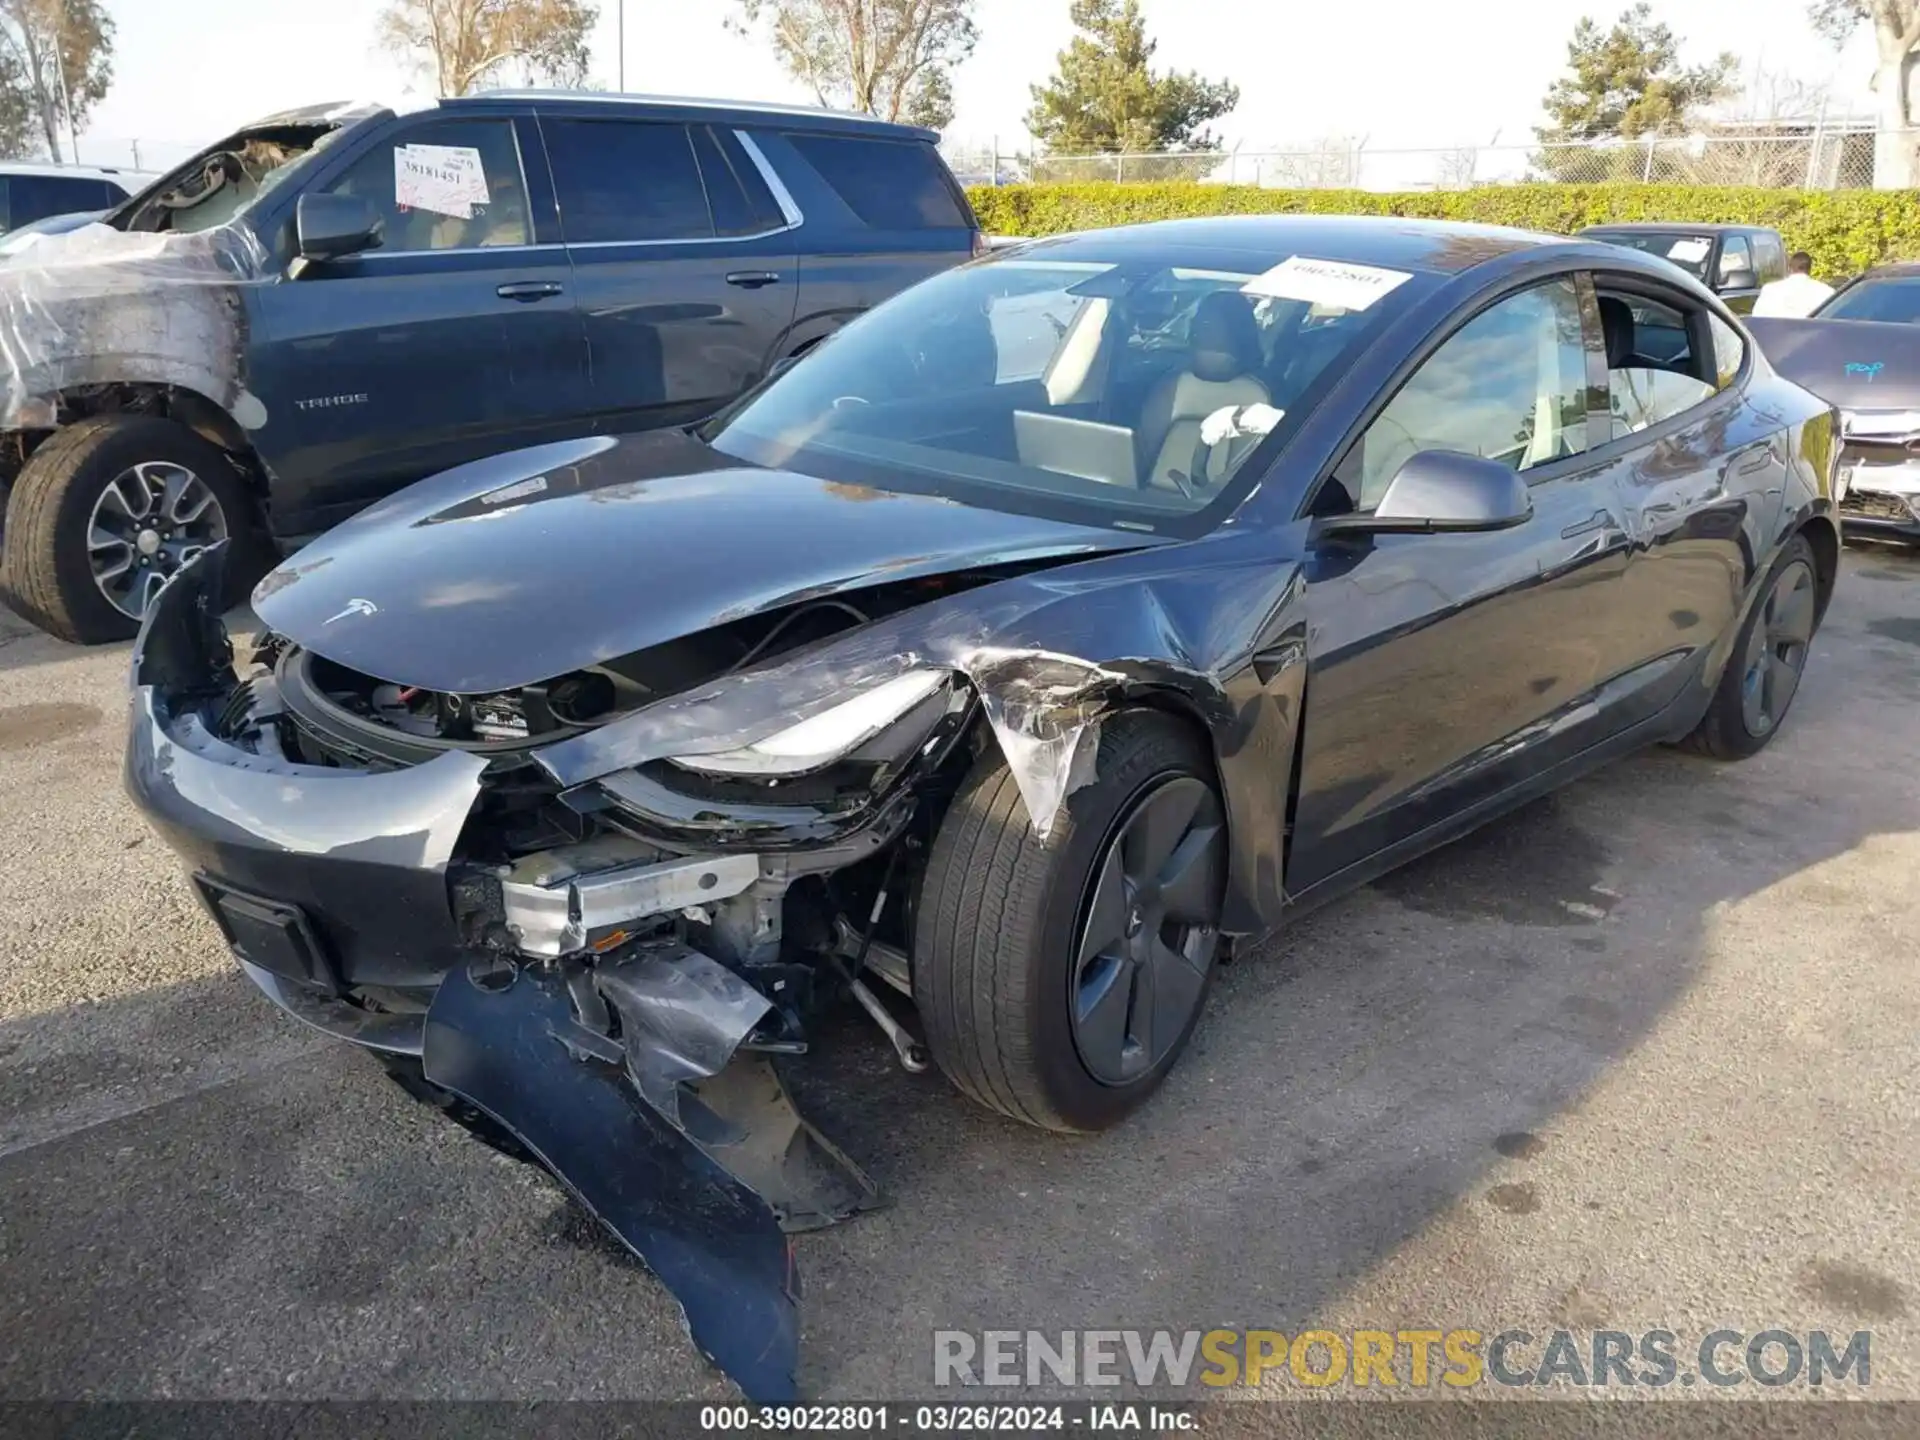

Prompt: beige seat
[{"left": 1137, "top": 291, "right": 1270, "bottom": 494}]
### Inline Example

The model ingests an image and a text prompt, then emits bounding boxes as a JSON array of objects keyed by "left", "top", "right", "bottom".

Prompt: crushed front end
[
  {"left": 1836, "top": 409, "right": 1920, "bottom": 541},
  {"left": 125, "top": 547, "right": 984, "bottom": 1402}
]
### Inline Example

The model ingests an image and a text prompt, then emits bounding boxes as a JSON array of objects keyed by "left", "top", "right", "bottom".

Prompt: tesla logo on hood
[
  {"left": 324, "top": 598, "right": 379, "bottom": 624},
  {"left": 1846, "top": 361, "right": 1885, "bottom": 382}
]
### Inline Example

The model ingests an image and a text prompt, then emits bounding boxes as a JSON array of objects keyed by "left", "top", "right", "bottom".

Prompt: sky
[{"left": 81, "top": 0, "right": 1886, "bottom": 176}]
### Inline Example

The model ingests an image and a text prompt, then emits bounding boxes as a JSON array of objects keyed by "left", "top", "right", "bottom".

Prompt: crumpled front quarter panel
[{"left": 537, "top": 528, "right": 1310, "bottom": 931}]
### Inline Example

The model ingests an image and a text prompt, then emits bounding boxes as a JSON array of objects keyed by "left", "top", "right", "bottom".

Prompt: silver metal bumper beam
[{"left": 500, "top": 850, "right": 762, "bottom": 958}]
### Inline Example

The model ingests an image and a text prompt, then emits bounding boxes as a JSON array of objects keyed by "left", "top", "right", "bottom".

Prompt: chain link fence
[{"left": 946, "top": 127, "right": 1902, "bottom": 192}]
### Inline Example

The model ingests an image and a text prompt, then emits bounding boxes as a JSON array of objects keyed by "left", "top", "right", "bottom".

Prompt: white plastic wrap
[{"left": 0, "top": 222, "right": 270, "bottom": 429}]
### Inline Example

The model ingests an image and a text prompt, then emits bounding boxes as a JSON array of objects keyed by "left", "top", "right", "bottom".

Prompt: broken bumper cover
[
  {"left": 1838, "top": 445, "right": 1920, "bottom": 539},
  {"left": 123, "top": 550, "right": 874, "bottom": 1403}
]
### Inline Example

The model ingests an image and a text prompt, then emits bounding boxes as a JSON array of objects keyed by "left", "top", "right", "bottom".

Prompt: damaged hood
[
  {"left": 1746, "top": 316, "right": 1920, "bottom": 411},
  {"left": 251, "top": 431, "right": 1160, "bottom": 693}
]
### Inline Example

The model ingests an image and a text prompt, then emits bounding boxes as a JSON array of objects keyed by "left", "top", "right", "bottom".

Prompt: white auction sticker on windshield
[
  {"left": 1242, "top": 256, "right": 1413, "bottom": 311},
  {"left": 1667, "top": 237, "right": 1712, "bottom": 262},
  {"left": 395, "top": 144, "right": 490, "bottom": 219}
]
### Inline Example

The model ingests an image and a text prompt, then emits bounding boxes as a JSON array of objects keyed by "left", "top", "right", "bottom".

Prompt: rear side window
[
  {"left": 785, "top": 134, "right": 967, "bottom": 229},
  {"left": 544, "top": 118, "right": 712, "bottom": 243},
  {"left": 691, "top": 125, "right": 785, "bottom": 236}
]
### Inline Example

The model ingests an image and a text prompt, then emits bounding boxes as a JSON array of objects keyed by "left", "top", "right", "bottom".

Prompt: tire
[
  {"left": 913, "top": 709, "right": 1228, "bottom": 1133},
  {"left": 0, "top": 415, "right": 263, "bottom": 645},
  {"left": 1679, "top": 534, "right": 1820, "bottom": 760}
]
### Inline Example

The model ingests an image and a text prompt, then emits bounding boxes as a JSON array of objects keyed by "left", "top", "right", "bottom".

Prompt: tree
[
  {"left": 0, "top": 0, "right": 114, "bottom": 162},
  {"left": 377, "top": 0, "right": 595, "bottom": 98},
  {"left": 1025, "top": 0, "right": 1238, "bottom": 157},
  {"left": 1811, "top": 0, "right": 1920, "bottom": 187},
  {"left": 1533, "top": 4, "right": 1737, "bottom": 178},
  {"left": 727, "top": 0, "right": 979, "bottom": 131}
]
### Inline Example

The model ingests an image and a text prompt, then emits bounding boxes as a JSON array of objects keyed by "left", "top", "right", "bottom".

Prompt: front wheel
[
  {"left": 0, "top": 415, "right": 260, "bottom": 644},
  {"left": 1679, "top": 534, "right": 1820, "bottom": 760},
  {"left": 913, "top": 710, "right": 1227, "bottom": 1133}
]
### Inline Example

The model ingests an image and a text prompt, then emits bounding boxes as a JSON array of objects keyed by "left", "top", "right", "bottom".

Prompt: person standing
[{"left": 1752, "top": 252, "right": 1836, "bottom": 317}]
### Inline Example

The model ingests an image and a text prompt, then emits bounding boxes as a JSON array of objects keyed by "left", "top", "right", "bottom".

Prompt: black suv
[
  {"left": 1578, "top": 222, "right": 1788, "bottom": 313},
  {"left": 0, "top": 94, "right": 984, "bottom": 644}
]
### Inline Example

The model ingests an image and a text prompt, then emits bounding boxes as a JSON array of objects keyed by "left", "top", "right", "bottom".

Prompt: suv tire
[{"left": 1, "top": 415, "right": 261, "bottom": 644}]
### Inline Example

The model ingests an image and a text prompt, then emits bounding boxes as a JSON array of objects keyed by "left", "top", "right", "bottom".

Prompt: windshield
[
  {"left": 123, "top": 127, "right": 347, "bottom": 235},
  {"left": 1586, "top": 230, "right": 1713, "bottom": 280},
  {"left": 707, "top": 252, "right": 1411, "bottom": 534},
  {"left": 1819, "top": 276, "right": 1920, "bottom": 324}
]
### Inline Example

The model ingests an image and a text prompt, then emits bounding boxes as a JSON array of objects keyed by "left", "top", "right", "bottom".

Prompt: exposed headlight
[{"left": 668, "top": 670, "right": 949, "bottom": 778}]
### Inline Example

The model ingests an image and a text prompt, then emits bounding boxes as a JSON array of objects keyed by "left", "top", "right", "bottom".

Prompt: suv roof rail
[{"left": 444, "top": 89, "right": 938, "bottom": 142}]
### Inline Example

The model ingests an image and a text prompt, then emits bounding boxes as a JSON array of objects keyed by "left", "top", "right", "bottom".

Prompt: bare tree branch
[{"left": 731, "top": 0, "right": 978, "bottom": 131}]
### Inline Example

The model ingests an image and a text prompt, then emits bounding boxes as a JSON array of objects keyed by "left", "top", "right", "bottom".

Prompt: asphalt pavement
[{"left": 0, "top": 547, "right": 1914, "bottom": 1407}]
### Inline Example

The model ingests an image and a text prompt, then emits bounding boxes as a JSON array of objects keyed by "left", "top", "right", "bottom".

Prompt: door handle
[
  {"left": 1733, "top": 444, "right": 1776, "bottom": 476},
  {"left": 496, "top": 281, "right": 564, "bottom": 301},
  {"left": 725, "top": 271, "right": 782, "bottom": 289},
  {"left": 1558, "top": 509, "right": 1616, "bottom": 540}
]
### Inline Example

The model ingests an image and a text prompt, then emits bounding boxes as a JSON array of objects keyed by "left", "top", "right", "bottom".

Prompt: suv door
[
  {"left": 1288, "top": 274, "right": 1635, "bottom": 893},
  {"left": 537, "top": 115, "right": 800, "bottom": 433},
  {"left": 246, "top": 111, "right": 588, "bottom": 540}
]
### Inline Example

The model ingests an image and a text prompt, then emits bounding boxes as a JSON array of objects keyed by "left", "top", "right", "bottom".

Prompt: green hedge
[{"left": 965, "top": 182, "right": 1920, "bottom": 280}]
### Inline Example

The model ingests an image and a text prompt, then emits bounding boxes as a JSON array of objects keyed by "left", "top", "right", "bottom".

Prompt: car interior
[{"left": 777, "top": 264, "right": 1380, "bottom": 512}]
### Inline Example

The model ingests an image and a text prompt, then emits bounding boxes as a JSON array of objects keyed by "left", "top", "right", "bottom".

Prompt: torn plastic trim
[
  {"left": 0, "top": 220, "right": 269, "bottom": 431},
  {"left": 421, "top": 960, "right": 803, "bottom": 1404},
  {"left": 236, "top": 957, "right": 426, "bottom": 1056}
]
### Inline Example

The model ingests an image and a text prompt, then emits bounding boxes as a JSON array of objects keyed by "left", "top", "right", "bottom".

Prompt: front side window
[
  {"left": 1719, "top": 234, "right": 1753, "bottom": 280},
  {"left": 707, "top": 252, "right": 1416, "bottom": 533},
  {"left": 1329, "top": 278, "right": 1590, "bottom": 513},
  {"left": 323, "top": 118, "right": 528, "bottom": 251},
  {"left": 543, "top": 118, "right": 712, "bottom": 243}
]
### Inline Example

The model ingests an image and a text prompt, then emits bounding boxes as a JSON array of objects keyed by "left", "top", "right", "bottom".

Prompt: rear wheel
[
  {"left": 0, "top": 415, "right": 262, "bottom": 644},
  {"left": 1680, "top": 535, "right": 1819, "bottom": 760},
  {"left": 913, "top": 710, "right": 1227, "bottom": 1133}
]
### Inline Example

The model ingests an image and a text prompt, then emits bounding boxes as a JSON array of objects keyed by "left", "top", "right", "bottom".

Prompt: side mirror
[
  {"left": 1317, "top": 450, "right": 1534, "bottom": 538},
  {"left": 292, "top": 192, "right": 382, "bottom": 273}
]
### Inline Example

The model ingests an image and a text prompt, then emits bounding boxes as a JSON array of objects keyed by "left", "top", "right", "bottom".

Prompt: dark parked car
[
  {"left": 0, "top": 161, "right": 144, "bottom": 234},
  {"left": 1749, "top": 302, "right": 1920, "bottom": 542},
  {"left": 1579, "top": 222, "right": 1787, "bottom": 314},
  {"left": 128, "top": 215, "right": 1839, "bottom": 1401},
  {"left": 0, "top": 93, "right": 982, "bottom": 644}
]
